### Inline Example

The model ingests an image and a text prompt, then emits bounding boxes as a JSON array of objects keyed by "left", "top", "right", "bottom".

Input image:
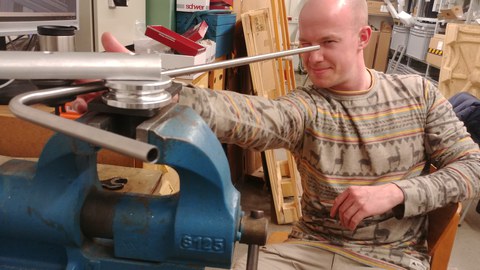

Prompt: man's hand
[
  {"left": 101, "top": 32, "right": 132, "bottom": 54},
  {"left": 330, "top": 183, "right": 404, "bottom": 230},
  {"left": 70, "top": 33, "right": 132, "bottom": 113}
]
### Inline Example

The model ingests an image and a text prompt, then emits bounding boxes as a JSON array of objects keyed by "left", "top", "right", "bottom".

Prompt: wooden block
[
  {"left": 155, "top": 165, "right": 180, "bottom": 195},
  {"left": 208, "top": 68, "right": 225, "bottom": 90},
  {"left": 192, "top": 72, "right": 210, "bottom": 88},
  {"left": 281, "top": 178, "right": 295, "bottom": 197}
]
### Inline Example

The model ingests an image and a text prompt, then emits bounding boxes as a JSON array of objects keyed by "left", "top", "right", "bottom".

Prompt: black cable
[{"left": 5, "top": 35, "right": 25, "bottom": 46}]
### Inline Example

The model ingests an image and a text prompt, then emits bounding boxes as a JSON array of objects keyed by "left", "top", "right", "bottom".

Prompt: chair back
[{"left": 428, "top": 202, "right": 462, "bottom": 270}]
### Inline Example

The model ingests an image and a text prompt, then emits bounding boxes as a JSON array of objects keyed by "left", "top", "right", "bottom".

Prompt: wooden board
[
  {"left": 242, "top": 7, "right": 302, "bottom": 224},
  {"left": 242, "top": 9, "right": 284, "bottom": 98},
  {"left": 271, "top": 0, "right": 296, "bottom": 90},
  {"left": 439, "top": 23, "right": 480, "bottom": 98}
]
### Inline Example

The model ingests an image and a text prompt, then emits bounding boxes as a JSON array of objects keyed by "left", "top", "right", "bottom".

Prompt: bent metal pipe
[{"left": 8, "top": 82, "right": 159, "bottom": 163}]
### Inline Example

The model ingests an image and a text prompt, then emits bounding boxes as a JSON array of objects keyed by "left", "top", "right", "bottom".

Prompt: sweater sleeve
[
  {"left": 393, "top": 79, "right": 480, "bottom": 218},
  {"left": 177, "top": 85, "right": 317, "bottom": 152}
]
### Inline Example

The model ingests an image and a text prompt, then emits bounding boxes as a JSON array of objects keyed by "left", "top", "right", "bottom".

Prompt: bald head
[{"left": 299, "top": 0, "right": 368, "bottom": 29}]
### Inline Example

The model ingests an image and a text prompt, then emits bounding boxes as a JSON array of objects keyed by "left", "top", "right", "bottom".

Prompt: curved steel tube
[{"left": 8, "top": 82, "right": 159, "bottom": 163}]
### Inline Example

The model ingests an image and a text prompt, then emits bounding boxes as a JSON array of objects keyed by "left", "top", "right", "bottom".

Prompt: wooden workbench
[{"left": 0, "top": 154, "right": 179, "bottom": 196}]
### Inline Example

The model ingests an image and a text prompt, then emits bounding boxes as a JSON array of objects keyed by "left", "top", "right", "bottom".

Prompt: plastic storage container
[
  {"left": 390, "top": 25, "right": 409, "bottom": 51},
  {"left": 406, "top": 22, "right": 436, "bottom": 61}
]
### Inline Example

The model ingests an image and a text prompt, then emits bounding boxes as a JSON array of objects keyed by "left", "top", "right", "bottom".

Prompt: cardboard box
[
  {"left": 177, "top": 12, "right": 235, "bottom": 57},
  {"left": 200, "top": 39, "right": 217, "bottom": 63},
  {"left": 182, "top": 21, "right": 209, "bottom": 42},
  {"left": 426, "top": 34, "right": 445, "bottom": 69},
  {"left": 161, "top": 52, "right": 207, "bottom": 80},
  {"left": 367, "top": 1, "right": 391, "bottom": 17},
  {"left": 145, "top": 25, "right": 206, "bottom": 56},
  {"left": 177, "top": 0, "right": 210, "bottom": 12},
  {"left": 210, "top": 0, "right": 233, "bottom": 6},
  {"left": 374, "top": 29, "right": 392, "bottom": 72},
  {"left": 363, "top": 24, "right": 392, "bottom": 72},
  {"left": 364, "top": 31, "right": 380, "bottom": 68},
  {"left": 161, "top": 40, "right": 215, "bottom": 79}
]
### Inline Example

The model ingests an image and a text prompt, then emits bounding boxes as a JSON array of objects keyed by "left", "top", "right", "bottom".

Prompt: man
[{"left": 101, "top": 0, "right": 480, "bottom": 269}]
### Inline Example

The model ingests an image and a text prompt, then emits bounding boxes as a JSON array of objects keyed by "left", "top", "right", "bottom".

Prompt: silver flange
[{"left": 103, "top": 76, "right": 173, "bottom": 109}]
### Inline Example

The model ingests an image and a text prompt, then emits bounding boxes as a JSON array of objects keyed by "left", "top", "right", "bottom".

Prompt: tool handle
[{"left": 246, "top": 244, "right": 260, "bottom": 270}]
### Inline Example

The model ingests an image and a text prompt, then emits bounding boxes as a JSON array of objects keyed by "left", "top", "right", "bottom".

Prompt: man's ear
[{"left": 358, "top": 26, "right": 372, "bottom": 50}]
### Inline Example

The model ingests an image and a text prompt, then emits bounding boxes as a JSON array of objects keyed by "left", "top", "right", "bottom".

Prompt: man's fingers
[
  {"left": 340, "top": 200, "right": 360, "bottom": 228},
  {"left": 330, "top": 191, "right": 349, "bottom": 218},
  {"left": 101, "top": 32, "right": 132, "bottom": 53},
  {"left": 348, "top": 210, "right": 365, "bottom": 230}
]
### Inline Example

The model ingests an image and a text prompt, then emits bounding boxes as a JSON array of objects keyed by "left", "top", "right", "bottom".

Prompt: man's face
[{"left": 299, "top": 10, "right": 361, "bottom": 90}]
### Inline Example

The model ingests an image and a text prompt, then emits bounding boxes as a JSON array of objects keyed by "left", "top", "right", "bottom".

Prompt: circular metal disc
[{"left": 103, "top": 76, "right": 173, "bottom": 109}]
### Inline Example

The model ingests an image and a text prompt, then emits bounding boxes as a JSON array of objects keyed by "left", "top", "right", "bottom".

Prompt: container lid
[{"left": 37, "top": 25, "right": 77, "bottom": 36}]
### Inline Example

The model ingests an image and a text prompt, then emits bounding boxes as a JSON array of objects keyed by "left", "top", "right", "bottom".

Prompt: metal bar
[
  {"left": 8, "top": 82, "right": 159, "bottom": 163},
  {"left": 162, "top": 45, "right": 319, "bottom": 78},
  {"left": 0, "top": 46, "right": 319, "bottom": 80},
  {"left": 246, "top": 245, "right": 259, "bottom": 270},
  {"left": 0, "top": 51, "right": 163, "bottom": 81}
]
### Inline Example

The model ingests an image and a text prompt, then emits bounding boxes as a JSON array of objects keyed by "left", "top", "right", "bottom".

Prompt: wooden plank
[
  {"left": 269, "top": 0, "right": 287, "bottom": 95},
  {"left": 275, "top": 0, "right": 297, "bottom": 90},
  {"left": 242, "top": 7, "right": 302, "bottom": 224},
  {"left": 208, "top": 56, "right": 227, "bottom": 90},
  {"left": 242, "top": 9, "right": 284, "bottom": 98}
]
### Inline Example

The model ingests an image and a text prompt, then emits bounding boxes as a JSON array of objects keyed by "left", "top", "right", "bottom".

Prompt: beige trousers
[{"left": 232, "top": 243, "right": 385, "bottom": 270}]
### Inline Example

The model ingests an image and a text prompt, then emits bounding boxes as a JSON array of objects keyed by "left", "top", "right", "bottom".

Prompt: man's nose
[{"left": 308, "top": 47, "right": 324, "bottom": 62}]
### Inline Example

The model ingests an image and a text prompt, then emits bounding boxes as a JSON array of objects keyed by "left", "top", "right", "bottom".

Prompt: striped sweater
[{"left": 179, "top": 70, "right": 480, "bottom": 269}]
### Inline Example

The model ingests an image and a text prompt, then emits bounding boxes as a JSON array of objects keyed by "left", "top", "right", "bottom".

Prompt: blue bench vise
[{"left": 0, "top": 96, "right": 267, "bottom": 269}]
